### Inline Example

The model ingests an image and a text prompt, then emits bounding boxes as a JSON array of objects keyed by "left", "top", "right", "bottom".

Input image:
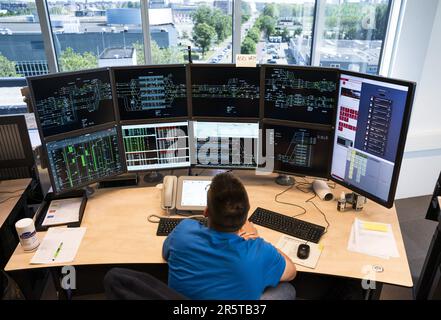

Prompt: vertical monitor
[
  {"left": 28, "top": 69, "right": 115, "bottom": 138},
  {"left": 122, "top": 121, "right": 190, "bottom": 172},
  {"left": 191, "top": 121, "right": 259, "bottom": 169},
  {"left": 264, "top": 66, "right": 339, "bottom": 125},
  {"left": 190, "top": 65, "right": 260, "bottom": 118},
  {"left": 330, "top": 73, "right": 415, "bottom": 208},
  {"left": 113, "top": 66, "right": 188, "bottom": 121},
  {"left": 263, "top": 122, "right": 332, "bottom": 178},
  {"left": 46, "top": 126, "right": 124, "bottom": 193}
]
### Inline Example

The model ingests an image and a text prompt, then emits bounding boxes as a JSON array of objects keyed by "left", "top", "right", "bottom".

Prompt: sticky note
[
  {"left": 236, "top": 54, "right": 257, "bottom": 67},
  {"left": 362, "top": 222, "right": 388, "bottom": 233}
]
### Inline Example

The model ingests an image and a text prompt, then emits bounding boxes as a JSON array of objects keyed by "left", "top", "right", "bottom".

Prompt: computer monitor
[
  {"left": 112, "top": 65, "right": 188, "bottom": 121},
  {"left": 28, "top": 68, "right": 115, "bottom": 138},
  {"left": 262, "top": 121, "right": 333, "bottom": 178},
  {"left": 190, "top": 121, "right": 259, "bottom": 169},
  {"left": 190, "top": 64, "right": 260, "bottom": 118},
  {"left": 0, "top": 115, "right": 35, "bottom": 180},
  {"left": 263, "top": 65, "right": 339, "bottom": 125},
  {"left": 330, "top": 72, "right": 415, "bottom": 208},
  {"left": 121, "top": 121, "right": 190, "bottom": 172},
  {"left": 45, "top": 126, "right": 124, "bottom": 194}
]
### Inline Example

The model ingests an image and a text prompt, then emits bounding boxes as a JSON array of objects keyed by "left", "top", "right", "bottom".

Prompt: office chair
[
  {"left": 0, "top": 115, "right": 35, "bottom": 180},
  {"left": 103, "top": 268, "right": 187, "bottom": 300}
]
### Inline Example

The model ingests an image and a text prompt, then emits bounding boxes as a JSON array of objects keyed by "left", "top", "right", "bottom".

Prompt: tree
[
  {"left": 247, "top": 27, "right": 260, "bottom": 43},
  {"left": 258, "top": 16, "right": 276, "bottom": 38},
  {"left": 263, "top": 4, "right": 278, "bottom": 18},
  {"left": 192, "top": 23, "right": 216, "bottom": 57},
  {"left": 212, "top": 9, "right": 231, "bottom": 43},
  {"left": 241, "top": 37, "right": 256, "bottom": 54},
  {"left": 59, "top": 47, "right": 98, "bottom": 72},
  {"left": 241, "top": 2, "right": 251, "bottom": 24},
  {"left": 191, "top": 6, "right": 213, "bottom": 26},
  {"left": 133, "top": 41, "right": 185, "bottom": 65},
  {"left": 0, "top": 53, "right": 19, "bottom": 77}
]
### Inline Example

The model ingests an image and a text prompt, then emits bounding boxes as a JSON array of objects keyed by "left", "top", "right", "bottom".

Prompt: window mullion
[{"left": 36, "top": 0, "right": 58, "bottom": 73}]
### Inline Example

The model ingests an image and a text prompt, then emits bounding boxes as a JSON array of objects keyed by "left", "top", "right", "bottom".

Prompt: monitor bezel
[
  {"left": 120, "top": 120, "right": 191, "bottom": 173},
  {"left": 260, "top": 64, "right": 340, "bottom": 127},
  {"left": 189, "top": 63, "right": 261, "bottom": 120},
  {"left": 44, "top": 124, "right": 126, "bottom": 195},
  {"left": 329, "top": 70, "right": 416, "bottom": 209},
  {"left": 110, "top": 64, "right": 190, "bottom": 123},
  {"left": 189, "top": 119, "right": 260, "bottom": 170},
  {"left": 27, "top": 67, "right": 116, "bottom": 141},
  {"left": 261, "top": 119, "right": 335, "bottom": 179}
]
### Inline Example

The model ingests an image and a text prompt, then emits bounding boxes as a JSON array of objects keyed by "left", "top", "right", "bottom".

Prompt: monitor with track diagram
[
  {"left": 190, "top": 65, "right": 260, "bottom": 118},
  {"left": 330, "top": 72, "right": 415, "bottom": 208},
  {"left": 45, "top": 126, "right": 124, "bottom": 194},
  {"left": 191, "top": 121, "right": 259, "bottom": 169},
  {"left": 121, "top": 121, "right": 190, "bottom": 172},
  {"left": 28, "top": 68, "right": 115, "bottom": 138},
  {"left": 263, "top": 65, "right": 339, "bottom": 125},
  {"left": 113, "top": 65, "right": 188, "bottom": 121},
  {"left": 262, "top": 122, "right": 333, "bottom": 178}
]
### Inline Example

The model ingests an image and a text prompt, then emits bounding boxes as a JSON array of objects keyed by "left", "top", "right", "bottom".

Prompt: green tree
[
  {"left": 212, "top": 9, "right": 232, "bottom": 43},
  {"left": 263, "top": 4, "right": 278, "bottom": 18},
  {"left": 133, "top": 41, "right": 185, "bottom": 65},
  {"left": 59, "top": 47, "right": 98, "bottom": 72},
  {"left": 0, "top": 53, "right": 19, "bottom": 77},
  {"left": 192, "top": 23, "right": 216, "bottom": 57},
  {"left": 241, "top": 2, "right": 251, "bottom": 24},
  {"left": 258, "top": 16, "right": 276, "bottom": 38},
  {"left": 247, "top": 27, "right": 260, "bottom": 43},
  {"left": 191, "top": 6, "right": 213, "bottom": 25},
  {"left": 241, "top": 36, "right": 256, "bottom": 54},
  {"left": 133, "top": 41, "right": 145, "bottom": 64}
]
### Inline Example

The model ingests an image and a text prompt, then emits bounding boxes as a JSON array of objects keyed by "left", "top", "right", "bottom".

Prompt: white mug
[{"left": 15, "top": 218, "right": 40, "bottom": 251}]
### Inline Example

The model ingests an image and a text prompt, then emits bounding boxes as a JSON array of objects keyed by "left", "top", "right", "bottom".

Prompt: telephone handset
[{"left": 161, "top": 176, "right": 177, "bottom": 213}]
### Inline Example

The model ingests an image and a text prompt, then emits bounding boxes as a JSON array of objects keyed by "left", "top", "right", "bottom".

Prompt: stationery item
[
  {"left": 30, "top": 227, "right": 86, "bottom": 264},
  {"left": 42, "top": 198, "right": 83, "bottom": 227},
  {"left": 15, "top": 218, "right": 40, "bottom": 251},
  {"left": 347, "top": 218, "right": 399, "bottom": 259},
  {"left": 276, "top": 235, "right": 323, "bottom": 269}
]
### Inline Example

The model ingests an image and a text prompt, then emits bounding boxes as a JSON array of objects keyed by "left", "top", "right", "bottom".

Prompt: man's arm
[
  {"left": 277, "top": 249, "right": 297, "bottom": 282},
  {"left": 162, "top": 235, "right": 171, "bottom": 261}
]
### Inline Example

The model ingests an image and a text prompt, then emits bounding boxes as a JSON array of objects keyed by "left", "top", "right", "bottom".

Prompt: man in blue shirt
[{"left": 163, "top": 173, "right": 297, "bottom": 300}]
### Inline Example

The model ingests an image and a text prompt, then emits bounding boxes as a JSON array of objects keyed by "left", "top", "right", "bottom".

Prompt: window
[
  {"left": 319, "top": 0, "right": 391, "bottom": 75},
  {"left": 240, "top": 0, "right": 316, "bottom": 65},
  {"left": 47, "top": 0, "right": 144, "bottom": 72},
  {"left": 151, "top": 0, "right": 233, "bottom": 64},
  {"left": 0, "top": 1, "right": 47, "bottom": 77}
]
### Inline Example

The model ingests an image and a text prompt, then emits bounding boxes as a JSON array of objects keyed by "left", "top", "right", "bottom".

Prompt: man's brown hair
[{"left": 207, "top": 173, "right": 250, "bottom": 232}]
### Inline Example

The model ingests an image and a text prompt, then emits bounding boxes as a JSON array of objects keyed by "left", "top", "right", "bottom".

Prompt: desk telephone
[{"left": 161, "top": 176, "right": 177, "bottom": 212}]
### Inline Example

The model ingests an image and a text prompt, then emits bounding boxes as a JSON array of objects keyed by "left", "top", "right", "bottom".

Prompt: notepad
[{"left": 30, "top": 227, "right": 86, "bottom": 264}]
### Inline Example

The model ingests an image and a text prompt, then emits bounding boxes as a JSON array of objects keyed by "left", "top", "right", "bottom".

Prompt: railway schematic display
[
  {"left": 264, "top": 66, "right": 338, "bottom": 125},
  {"left": 191, "top": 66, "right": 260, "bottom": 118},
  {"left": 46, "top": 127, "right": 124, "bottom": 193},
  {"left": 122, "top": 122, "right": 190, "bottom": 171},
  {"left": 331, "top": 74, "right": 410, "bottom": 202},
  {"left": 192, "top": 121, "right": 259, "bottom": 168},
  {"left": 114, "top": 66, "right": 187, "bottom": 120},
  {"left": 30, "top": 69, "right": 114, "bottom": 138},
  {"left": 264, "top": 123, "right": 332, "bottom": 178}
]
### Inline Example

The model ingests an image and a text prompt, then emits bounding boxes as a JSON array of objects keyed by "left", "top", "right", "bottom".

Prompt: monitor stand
[
  {"left": 84, "top": 186, "right": 95, "bottom": 197},
  {"left": 143, "top": 171, "right": 163, "bottom": 183},
  {"left": 275, "top": 174, "right": 295, "bottom": 186}
]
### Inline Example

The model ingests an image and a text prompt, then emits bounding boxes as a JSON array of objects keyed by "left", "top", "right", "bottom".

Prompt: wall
[{"left": 390, "top": 0, "right": 441, "bottom": 199}]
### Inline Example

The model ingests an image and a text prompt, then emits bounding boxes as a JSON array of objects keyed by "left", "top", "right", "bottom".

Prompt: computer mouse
[{"left": 297, "top": 244, "right": 310, "bottom": 260}]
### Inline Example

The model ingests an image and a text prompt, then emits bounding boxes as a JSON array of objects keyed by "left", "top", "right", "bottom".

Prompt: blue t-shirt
[{"left": 162, "top": 219, "right": 286, "bottom": 300}]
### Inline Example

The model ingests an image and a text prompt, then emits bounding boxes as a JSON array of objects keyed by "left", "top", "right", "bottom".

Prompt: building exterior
[{"left": 98, "top": 47, "right": 136, "bottom": 67}]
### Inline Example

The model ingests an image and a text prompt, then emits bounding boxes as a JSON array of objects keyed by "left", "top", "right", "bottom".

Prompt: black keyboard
[
  {"left": 249, "top": 207, "right": 325, "bottom": 243},
  {"left": 156, "top": 217, "right": 208, "bottom": 236}
]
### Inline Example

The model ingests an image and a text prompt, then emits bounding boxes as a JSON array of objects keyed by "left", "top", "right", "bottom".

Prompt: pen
[{"left": 52, "top": 242, "right": 63, "bottom": 261}]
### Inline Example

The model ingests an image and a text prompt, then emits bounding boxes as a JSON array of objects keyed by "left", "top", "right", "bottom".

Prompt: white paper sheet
[
  {"left": 347, "top": 218, "right": 399, "bottom": 259},
  {"left": 42, "top": 198, "right": 82, "bottom": 226},
  {"left": 30, "top": 227, "right": 86, "bottom": 264}
]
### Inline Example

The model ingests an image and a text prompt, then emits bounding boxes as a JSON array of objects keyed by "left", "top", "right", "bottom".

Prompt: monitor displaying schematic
[
  {"left": 263, "top": 66, "right": 339, "bottom": 125},
  {"left": 113, "top": 65, "right": 188, "bottom": 121},
  {"left": 45, "top": 126, "right": 124, "bottom": 194},
  {"left": 122, "top": 121, "right": 190, "bottom": 172},
  {"left": 330, "top": 73, "right": 415, "bottom": 208},
  {"left": 191, "top": 121, "right": 259, "bottom": 169},
  {"left": 190, "top": 65, "right": 260, "bottom": 118},
  {"left": 28, "top": 68, "right": 115, "bottom": 138},
  {"left": 263, "top": 122, "right": 332, "bottom": 178}
]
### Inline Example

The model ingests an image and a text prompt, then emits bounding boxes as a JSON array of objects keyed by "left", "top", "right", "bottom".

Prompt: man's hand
[{"left": 238, "top": 221, "right": 259, "bottom": 240}]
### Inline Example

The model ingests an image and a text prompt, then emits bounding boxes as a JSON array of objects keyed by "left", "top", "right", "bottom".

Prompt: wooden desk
[
  {"left": 0, "top": 179, "right": 32, "bottom": 229},
  {"left": 5, "top": 174, "right": 412, "bottom": 288}
]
